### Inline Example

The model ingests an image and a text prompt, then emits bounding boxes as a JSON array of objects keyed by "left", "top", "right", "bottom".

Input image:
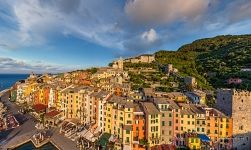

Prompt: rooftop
[
  {"left": 141, "top": 102, "right": 160, "bottom": 115},
  {"left": 45, "top": 110, "right": 61, "bottom": 118}
]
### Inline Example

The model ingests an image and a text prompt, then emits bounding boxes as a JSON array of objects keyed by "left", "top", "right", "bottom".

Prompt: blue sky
[{"left": 0, "top": 0, "right": 251, "bottom": 73}]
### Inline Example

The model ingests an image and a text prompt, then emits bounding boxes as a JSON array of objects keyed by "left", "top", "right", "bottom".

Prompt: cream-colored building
[{"left": 124, "top": 54, "right": 155, "bottom": 64}]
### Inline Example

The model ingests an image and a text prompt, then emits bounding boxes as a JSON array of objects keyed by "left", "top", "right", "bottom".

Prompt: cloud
[
  {"left": 141, "top": 28, "right": 158, "bottom": 42},
  {"left": 225, "top": 0, "right": 251, "bottom": 24},
  {"left": 0, "top": 57, "right": 71, "bottom": 74},
  {"left": 0, "top": 0, "right": 124, "bottom": 50},
  {"left": 123, "top": 28, "right": 162, "bottom": 55},
  {"left": 0, "top": 0, "right": 251, "bottom": 58},
  {"left": 125, "top": 0, "right": 210, "bottom": 25}
]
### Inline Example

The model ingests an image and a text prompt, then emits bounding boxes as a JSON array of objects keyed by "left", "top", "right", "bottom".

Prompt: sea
[{"left": 0, "top": 74, "right": 29, "bottom": 91}]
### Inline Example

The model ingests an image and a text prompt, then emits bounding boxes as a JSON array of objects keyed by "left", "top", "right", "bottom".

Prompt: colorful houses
[{"left": 9, "top": 72, "right": 242, "bottom": 150}]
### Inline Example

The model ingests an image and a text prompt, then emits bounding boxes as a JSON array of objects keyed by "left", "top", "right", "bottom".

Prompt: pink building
[{"left": 227, "top": 78, "right": 242, "bottom": 84}]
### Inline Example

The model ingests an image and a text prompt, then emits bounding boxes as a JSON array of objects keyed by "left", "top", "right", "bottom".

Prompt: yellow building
[
  {"left": 104, "top": 100, "right": 113, "bottom": 134},
  {"left": 180, "top": 109, "right": 196, "bottom": 133},
  {"left": 104, "top": 95, "right": 136, "bottom": 149},
  {"left": 187, "top": 135, "right": 201, "bottom": 150},
  {"left": 140, "top": 102, "right": 161, "bottom": 147},
  {"left": 61, "top": 86, "right": 83, "bottom": 120}
]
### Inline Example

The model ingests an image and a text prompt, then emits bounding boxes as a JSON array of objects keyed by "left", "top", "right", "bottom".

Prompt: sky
[{"left": 0, "top": 0, "right": 251, "bottom": 74}]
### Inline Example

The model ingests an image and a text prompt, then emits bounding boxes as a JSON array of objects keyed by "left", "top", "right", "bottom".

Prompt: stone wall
[{"left": 216, "top": 89, "right": 251, "bottom": 149}]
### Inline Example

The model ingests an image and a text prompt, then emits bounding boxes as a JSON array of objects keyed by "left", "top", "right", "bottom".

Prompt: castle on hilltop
[{"left": 112, "top": 57, "right": 123, "bottom": 70}]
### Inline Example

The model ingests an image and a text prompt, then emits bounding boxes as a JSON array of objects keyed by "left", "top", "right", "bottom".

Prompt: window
[
  {"left": 126, "top": 137, "right": 129, "bottom": 143},
  {"left": 191, "top": 139, "right": 194, "bottom": 143},
  {"left": 169, "top": 121, "right": 172, "bottom": 126},
  {"left": 175, "top": 126, "right": 178, "bottom": 130},
  {"left": 126, "top": 130, "right": 130, "bottom": 134},
  {"left": 127, "top": 120, "right": 132, "bottom": 124},
  {"left": 169, "top": 113, "right": 172, "bottom": 117},
  {"left": 176, "top": 119, "right": 178, "bottom": 123},
  {"left": 162, "top": 121, "right": 165, "bottom": 126},
  {"left": 207, "top": 130, "right": 210, "bottom": 134},
  {"left": 181, "top": 120, "right": 184, "bottom": 124},
  {"left": 188, "top": 121, "right": 190, "bottom": 125},
  {"left": 128, "top": 114, "right": 131, "bottom": 117},
  {"left": 162, "top": 113, "right": 165, "bottom": 117}
]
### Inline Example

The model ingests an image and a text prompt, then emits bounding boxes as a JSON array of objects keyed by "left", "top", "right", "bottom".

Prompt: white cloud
[
  {"left": 0, "top": 57, "right": 71, "bottom": 74},
  {"left": 141, "top": 28, "right": 158, "bottom": 42},
  {"left": 0, "top": 0, "right": 251, "bottom": 57},
  {"left": 122, "top": 28, "right": 162, "bottom": 55},
  {"left": 125, "top": 0, "right": 210, "bottom": 25},
  {"left": 0, "top": 0, "right": 124, "bottom": 50}
]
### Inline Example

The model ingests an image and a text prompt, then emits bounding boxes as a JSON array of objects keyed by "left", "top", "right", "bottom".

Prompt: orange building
[
  {"left": 205, "top": 108, "right": 233, "bottom": 149},
  {"left": 38, "top": 85, "right": 50, "bottom": 107},
  {"left": 33, "top": 90, "right": 40, "bottom": 105},
  {"left": 132, "top": 105, "right": 145, "bottom": 150}
]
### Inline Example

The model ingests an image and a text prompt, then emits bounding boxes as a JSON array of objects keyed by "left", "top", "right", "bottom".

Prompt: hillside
[{"left": 155, "top": 35, "right": 251, "bottom": 90}]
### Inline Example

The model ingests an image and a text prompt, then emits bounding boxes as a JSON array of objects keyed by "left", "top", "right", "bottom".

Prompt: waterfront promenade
[{"left": 0, "top": 91, "right": 78, "bottom": 150}]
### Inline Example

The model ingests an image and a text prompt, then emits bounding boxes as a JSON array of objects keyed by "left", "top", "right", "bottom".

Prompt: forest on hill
[{"left": 155, "top": 35, "right": 251, "bottom": 90}]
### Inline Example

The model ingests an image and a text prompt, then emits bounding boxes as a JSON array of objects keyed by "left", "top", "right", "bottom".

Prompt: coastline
[{"left": 0, "top": 88, "right": 9, "bottom": 95}]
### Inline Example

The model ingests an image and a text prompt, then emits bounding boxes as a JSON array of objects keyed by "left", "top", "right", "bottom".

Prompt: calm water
[
  {"left": 13, "top": 141, "right": 58, "bottom": 150},
  {"left": 0, "top": 74, "right": 29, "bottom": 91}
]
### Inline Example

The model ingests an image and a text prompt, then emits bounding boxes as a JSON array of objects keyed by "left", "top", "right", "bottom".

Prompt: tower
[
  {"left": 216, "top": 89, "right": 251, "bottom": 150},
  {"left": 112, "top": 57, "right": 123, "bottom": 70},
  {"left": 118, "top": 57, "right": 123, "bottom": 70}
]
